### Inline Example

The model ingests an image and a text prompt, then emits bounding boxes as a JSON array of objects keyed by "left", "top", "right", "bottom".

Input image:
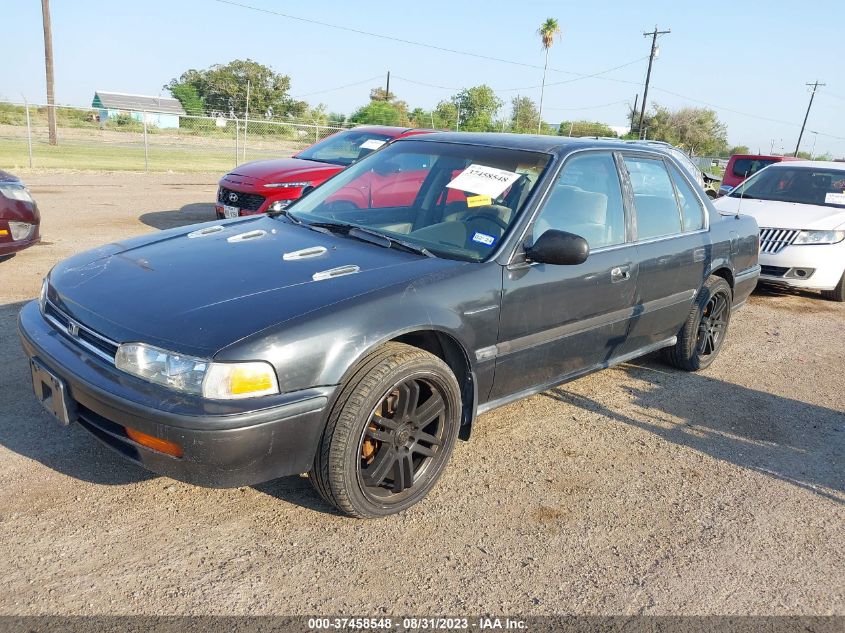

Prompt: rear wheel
[
  {"left": 821, "top": 271, "right": 845, "bottom": 302},
  {"left": 310, "top": 343, "right": 461, "bottom": 518},
  {"left": 664, "top": 275, "right": 733, "bottom": 371}
]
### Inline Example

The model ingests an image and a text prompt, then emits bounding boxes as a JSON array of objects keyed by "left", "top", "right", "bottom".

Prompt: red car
[
  {"left": 0, "top": 170, "right": 40, "bottom": 258},
  {"left": 215, "top": 125, "right": 432, "bottom": 219},
  {"left": 719, "top": 154, "right": 801, "bottom": 196}
]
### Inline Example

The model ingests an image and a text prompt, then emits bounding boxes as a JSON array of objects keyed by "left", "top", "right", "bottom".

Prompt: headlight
[
  {"left": 8, "top": 221, "right": 33, "bottom": 241},
  {"left": 263, "top": 181, "right": 311, "bottom": 189},
  {"left": 268, "top": 200, "right": 293, "bottom": 212},
  {"left": 39, "top": 277, "right": 48, "bottom": 312},
  {"left": 115, "top": 343, "right": 279, "bottom": 399},
  {"left": 0, "top": 184, "right": 34, "bottom": 203},
  {"left": 793, "top": 230, "right": 845, "bottom": 245}
]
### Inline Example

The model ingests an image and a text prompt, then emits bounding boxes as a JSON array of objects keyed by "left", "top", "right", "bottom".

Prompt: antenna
[{"left": 735, "top": 170, "right": 749, "bottom": 218}]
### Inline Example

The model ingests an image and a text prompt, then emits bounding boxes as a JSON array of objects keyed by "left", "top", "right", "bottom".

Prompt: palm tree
[{"left": 537, "top": 18, "right": 561, "bottom": 134}]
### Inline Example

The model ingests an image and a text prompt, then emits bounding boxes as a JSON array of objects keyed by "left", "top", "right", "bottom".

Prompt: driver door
[{"left": 490, "top": 151, "right": 640, "bottom": 401}]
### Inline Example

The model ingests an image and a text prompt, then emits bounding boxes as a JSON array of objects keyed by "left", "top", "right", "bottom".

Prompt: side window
[
  {"left": 668, "top": 164, "right": 705, "bottom": 231},
  {"left": 533, "top": 153, "right": 625, "bottom": 249},
  {"left": 624, "top": 156, "right": 682, "bottom": 240}
]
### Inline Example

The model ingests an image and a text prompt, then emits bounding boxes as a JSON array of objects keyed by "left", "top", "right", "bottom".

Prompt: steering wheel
[{"left": 464, "top": 213, "right": 508, "bottom": 232}]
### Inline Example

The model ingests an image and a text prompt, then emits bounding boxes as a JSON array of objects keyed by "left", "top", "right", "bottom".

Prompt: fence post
[
  {"left": 142, "top": 111, "right": 149, "bottom": 172},
  {"left": 235, "top": 119, "right": 239, "bottom": 167},
  {"left": 24, "top": 100, "right": 33, "bottom": 168}
]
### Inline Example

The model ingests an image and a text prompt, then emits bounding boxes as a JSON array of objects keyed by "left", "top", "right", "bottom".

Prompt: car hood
[
  {"left": 47, "top": 217, "right": 459, "bottom": 358},
  {"left": 713, "top": 197, "right": 845, "bottom": 230},
  {"left": 225, "top": 157, "right": 342, "bottom": 185}
]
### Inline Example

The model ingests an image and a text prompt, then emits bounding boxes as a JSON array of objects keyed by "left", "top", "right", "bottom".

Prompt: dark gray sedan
[{"left": 19, "top": 133, "right": 760, "bottom": 517}]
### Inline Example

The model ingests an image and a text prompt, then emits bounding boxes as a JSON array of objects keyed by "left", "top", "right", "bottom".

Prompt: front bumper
[
  {"left": 18, "top": 300, "right": 334, "bottom": 487},
  {"left": 758, "top": 243, "right": 845, "bottom": 290}
]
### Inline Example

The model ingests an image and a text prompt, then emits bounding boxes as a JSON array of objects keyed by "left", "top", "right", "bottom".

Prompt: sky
[{"left": 4, "top": 0, "right": 845, "bottom": 156}]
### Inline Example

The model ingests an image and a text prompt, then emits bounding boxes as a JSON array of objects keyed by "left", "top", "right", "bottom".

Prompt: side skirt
[{"left": 476, "top": 335, "right": 677, "bottom": 416}]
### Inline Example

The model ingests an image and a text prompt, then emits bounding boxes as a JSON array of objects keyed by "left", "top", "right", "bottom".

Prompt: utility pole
[
  {"left": 385, "top": 71, "right": 390, "bottom": 98},
  {"left": 794, "top": 80, "right": 824, "bottom": 157},
  {"left": 637, "top": 26, "right": 670, "bottom": 139},
  {"left": 41, "top": 0, "right": 57, "bottom": 146},
  {"left": 630, "top": 93, "right": 639, "bottom": 134}
]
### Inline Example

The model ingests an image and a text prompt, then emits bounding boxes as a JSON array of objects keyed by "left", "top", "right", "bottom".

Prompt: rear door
[
  {"left": 490, "top": 150, "right": 639, "bottom": 401},
  {"left": 619, "top": 153, "right": 710, "bottom": 351}
]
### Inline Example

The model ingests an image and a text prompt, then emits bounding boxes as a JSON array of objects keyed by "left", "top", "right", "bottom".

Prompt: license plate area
[
  {"left": 30, "top": 358, "right": 76, "bottom": 426},
  {"left": 223, "top": 204, "right": 240, "bottom": 219}
]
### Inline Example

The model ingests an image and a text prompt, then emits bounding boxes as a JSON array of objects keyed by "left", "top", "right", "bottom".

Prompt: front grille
[
  {"left": 218, "top": 187, "right": 265, "bottom": 211},
  {"left": 761, "top": 265, "right": 789, "bottom": 277},
  {"left": 759, "top": 228, "right": 799, "bottom": 254},
  {"left": 44, "top": 300, "right": 119, "bottom": 362}
]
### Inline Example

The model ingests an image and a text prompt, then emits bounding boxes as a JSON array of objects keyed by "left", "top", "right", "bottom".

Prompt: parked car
[
  {"left": 623, "top": 140, "right": 721, "bottom": 198},
  {"left": 714, "top": 160, "right": 845, "bottom": 301},
  {"left": 215, "top": 125, "right": 432, "bottom": 219},
  {"left": 0, "top": 170, "right": 40, "bottom": 258},
  {"left": 20, "top": 134, "right": 760, "bottom": 517},
  {"left": 719, "top": 154, "right": 801, "bottom": 196}
]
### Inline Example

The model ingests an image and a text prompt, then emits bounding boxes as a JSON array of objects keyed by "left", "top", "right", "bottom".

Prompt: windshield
[
  {"left": 286, "top": 140, "right": 552, "bottom": 262},
  {"left": 295, "top": 129, "right": 394, "bottom": 166},
  {"left": 729, "top": 166, "right": 845, "bottom": 208}
]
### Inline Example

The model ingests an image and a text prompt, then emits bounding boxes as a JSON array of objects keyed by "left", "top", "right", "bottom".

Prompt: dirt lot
[{"left": 0, "top": 172, "right": 843, "bottom": 616}]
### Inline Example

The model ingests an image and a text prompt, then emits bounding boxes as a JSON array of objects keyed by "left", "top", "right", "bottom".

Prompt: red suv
[
  {"left": 215, "top": 125, "right": 432, "bottom": 219},
  {"left": 719, "top": 154, "right": 801, "bottom": 196}
]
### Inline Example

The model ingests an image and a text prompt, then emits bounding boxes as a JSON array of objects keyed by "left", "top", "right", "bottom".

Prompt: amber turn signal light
[{"left": 124, "top": 426, "right": 183, "bottom": 458}]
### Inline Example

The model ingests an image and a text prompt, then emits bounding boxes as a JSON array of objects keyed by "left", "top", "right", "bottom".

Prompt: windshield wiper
[
  {"left": 349, "top": 226, "right": 435, "bottom": 258},
  {"left": 302, "top": 220, "right": 433, "bottom": 257}
]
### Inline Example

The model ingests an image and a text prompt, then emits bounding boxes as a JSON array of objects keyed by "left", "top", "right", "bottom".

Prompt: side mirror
[{"left": 525, "top": 229, "right": 589, "bottom": 265}]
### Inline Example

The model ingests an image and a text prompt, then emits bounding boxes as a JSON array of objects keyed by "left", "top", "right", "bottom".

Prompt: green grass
[{"left": 0, "top": 139, "right": 284, "bottom": 173}]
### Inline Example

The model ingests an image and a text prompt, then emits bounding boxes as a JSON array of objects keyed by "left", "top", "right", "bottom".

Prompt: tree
[
  {"left": 558, "top": 120, "right": 618, "bottom": 138},
  {"left": 510, "top": 96, "right": 540, "bottom": 133},
  {"left": 349, "top": 101, "right": 403, "bottom": 126},
  {"left": 165, "top": 59, "right": 296, "bottom": 118},
  {"left": 537, "top": 18, "right": 562, "bottom": 134},
  {"left": 634, "top": 105, "right": 728, "bottom": 156},
  {"left": 726, "top": 145, "right": 750, "bottom": 157},
  {"left": 168, "top": 83, "right": 205, "bottom": 116},
  {"left": 452, "top": 85, "right": 502, "bottom": 132}
]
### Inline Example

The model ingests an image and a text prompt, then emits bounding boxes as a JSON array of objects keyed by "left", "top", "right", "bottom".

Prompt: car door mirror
[{"left": 525, "top": 229, "right": 590, "bottom": 265}]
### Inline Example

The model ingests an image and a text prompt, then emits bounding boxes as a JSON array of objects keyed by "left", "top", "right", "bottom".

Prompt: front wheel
[
  {"left": 821, "top": 271, "right": 845, "bottom": 302},
  {"left": 664, "top": 275, "right": 733, "bottom": 371},
  {"left": 310, "top": 343, "right": 461, "bottom": 518}
]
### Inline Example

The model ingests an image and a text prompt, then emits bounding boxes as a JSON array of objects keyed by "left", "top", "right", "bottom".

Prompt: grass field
[{"left": 0, "top": 138, "right": 293, "bottom": 173}]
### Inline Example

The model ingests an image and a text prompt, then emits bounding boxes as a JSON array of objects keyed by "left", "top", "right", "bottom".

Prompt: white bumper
[{"left": 759, "top": 241, "right": 845, "bottom": 290}]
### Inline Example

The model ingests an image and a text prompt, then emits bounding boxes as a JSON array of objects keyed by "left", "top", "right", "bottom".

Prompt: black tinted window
[
  {"left": 732, "top": 158, "right": 777, "bottom": 178},
  {"left": 624, "top": 157, "right": 682, "bottom": 240},
  {"left": 533, "top": 152, "right": 626, "bottom": 249},
  {"left": 668, "top": 165, "right": 705, "bottom": 231}
]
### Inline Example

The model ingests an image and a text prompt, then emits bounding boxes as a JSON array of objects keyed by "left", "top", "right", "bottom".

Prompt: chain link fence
[{"left": 0, "top": 101, "right": 351, "bottom": 173}]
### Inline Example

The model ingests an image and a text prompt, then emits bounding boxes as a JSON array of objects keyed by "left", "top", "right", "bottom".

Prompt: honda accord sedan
[
  {"left": 20, "top": 134, "right": 760, "bottom": 517},
  {"left": 714, "top": 160, "right": 845, "bottom": 301}
]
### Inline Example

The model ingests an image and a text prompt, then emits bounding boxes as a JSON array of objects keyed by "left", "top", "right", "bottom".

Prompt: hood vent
[
  {"left": 187, "top": 225, "right": 226, "bottom": 239},
  {"left": 227, "top": 229, "right": 267, "bottom": 243},
  {"left": 312, "top": 265, "right": 360, "bottom": 281},
  {"left": 283, "top": 246, "right": 328, "bottom": 261}
]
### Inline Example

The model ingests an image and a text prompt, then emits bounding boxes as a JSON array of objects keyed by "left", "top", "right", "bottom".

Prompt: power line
[{"left": 292, "top": 75, "right": 384, "bottom": 98}]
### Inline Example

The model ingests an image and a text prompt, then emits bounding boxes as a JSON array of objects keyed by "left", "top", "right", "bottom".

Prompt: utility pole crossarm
[
  {"left": 794, "top": 80, "right": 825, "bottom": 157},
  {"left": 637, "top": 26, "right": 670, "bottom": 139}
]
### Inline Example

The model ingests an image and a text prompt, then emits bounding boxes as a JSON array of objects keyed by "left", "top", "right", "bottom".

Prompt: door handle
[{"left": 610, "top": 265, "right": 631, "bottom": 283}]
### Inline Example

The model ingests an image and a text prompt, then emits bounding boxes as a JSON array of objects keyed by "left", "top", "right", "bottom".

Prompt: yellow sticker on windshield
[{"left": 466, "top": 195, "right": 492, "bottom": 208}]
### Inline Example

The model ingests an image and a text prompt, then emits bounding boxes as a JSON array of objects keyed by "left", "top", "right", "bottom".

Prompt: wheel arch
[{"left": 708, "top": 265, "right": 734, "bottom": 293}]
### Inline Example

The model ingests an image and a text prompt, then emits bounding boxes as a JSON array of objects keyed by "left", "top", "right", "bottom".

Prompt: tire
[
  {"left": 310, "top": 342, "right": 461, "bottom": 518},
  {"left": 821, "top": 272, "right": 845, "bottom": 302},
  {"left": 664, "top": 275, "right": 733, "bottom": 371}
]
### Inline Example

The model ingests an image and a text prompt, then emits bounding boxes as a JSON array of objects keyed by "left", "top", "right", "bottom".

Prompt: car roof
[
  {"left": 728, "top": 154, "right": 801, "bottom": 161},
  {"left": 351, "top": 124, "right": 434, "bottom": 138},
  {"left": 391, "top": 132, "right": 666, "bottom": 157}
]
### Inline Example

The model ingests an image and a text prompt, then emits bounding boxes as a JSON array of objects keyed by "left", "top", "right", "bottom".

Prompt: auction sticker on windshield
[
  {"left": 824, "top": 192, "right": 845, "bottom": 205},
  {"left": 447, "top": 164, "right": 520, "bottom": 198},
  {"left": 360, "top": 139, "right": 386, "bottom": 150}
]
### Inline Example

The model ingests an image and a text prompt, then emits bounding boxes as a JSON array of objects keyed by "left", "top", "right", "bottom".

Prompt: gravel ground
[{"left": 0, "top": 172, "right": 842, "bottom": 616}]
